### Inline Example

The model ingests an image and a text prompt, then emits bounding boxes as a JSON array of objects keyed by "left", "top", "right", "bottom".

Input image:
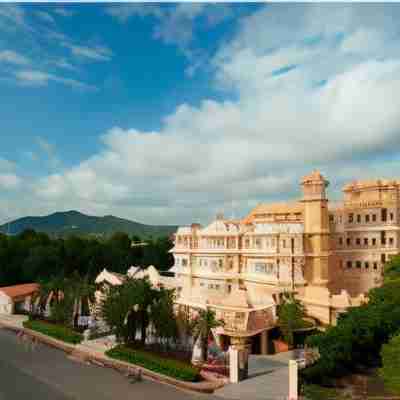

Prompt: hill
[{"left": 0, "top": 210, "right": 177, "bottom": 239}]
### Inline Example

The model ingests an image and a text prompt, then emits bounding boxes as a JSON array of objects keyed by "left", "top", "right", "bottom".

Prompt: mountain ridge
[{"left": 0, "top": 210, "right": 177, "bottom": 239}]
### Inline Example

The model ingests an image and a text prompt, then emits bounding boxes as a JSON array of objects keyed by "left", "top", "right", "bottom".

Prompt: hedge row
[
  {"left": 23, "top": 320, "right": 83, "bottom": 344},
  {"left": 106, "top": 345, "right": 200, "bottom": 382}
]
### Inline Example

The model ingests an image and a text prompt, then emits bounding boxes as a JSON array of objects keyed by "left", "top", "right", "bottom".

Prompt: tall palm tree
[
  {"left": 193, "top": 308, "right": 224, "bottom": 363},
  {"left": 69, "top": 272, "right": 96, "bottom": 328}
]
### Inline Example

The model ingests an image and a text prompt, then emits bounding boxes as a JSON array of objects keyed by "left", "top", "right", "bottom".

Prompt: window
[
  {"left": 357, "top": 214, "right": 361, "bottom": 223},
  {"left": 372, "top": 238, "right": 377, "bottom": 246},
  {"left": 255, "top": 238, "right": 262, "bottom": 249},
  {"left": 356, "top": 238, "right": 361, "bottom": 245},
  {"left": 339, "top": 237, "right": 343, "bottom": 245},
  {"left": 389, "top": 237, "right": 394, "bottom": 246},
  {"left": 182, "top": 259, "right": 188, "bottom": 267},
  {"left": 390, "top": 212, "right": 394, "bottom": 221},
  {"left": 356, "top": 261, "right": 362, "bottom": 268},
  {"left": 218, "top": 259, "right": 223, "bottom": 268},
  {"left": 381, "top": 254, "right": 386, "bottom": 263},
  {"left": 373, "top": 262, "right": 378, "bottom": 270},
  {"left": 381, "top": 231, "right": 386, "bottom": 245},
  {"left": 329, "top": 215, "right": 334, "bottom": 222},
  {"left": 348, "top": 213, "right": 354, "bottom": 223},
  {"left": 282, "top": 239, "right": 286, "bottom": 248},
  {"left": 365, "top": 262, "right": 369, "bottom": 269},
  {"left": 346, "top": 238, "right": 351, "bottom": 246},
  {"left": 372, "top": 214, "right": 377, "bottom": 222},
  {"left": 245, "top": 239, "right": 250, "bottom": 248},
  {"left": 366, "top": 215, "right": 370, "bottom": 223},
  {"left": 347, "top": 261, "right": 352, "bottom": 269},
  {"left": 254, "top": 263, "right": 267, "bottom": 273},
  {"left": 227, "top": 284, "right": 232, "bottom": 293},
  {"left": 382, "top": 208, "right": 387, "bottom": 222},
  {"left": 364, "top": 238, "right": 368, "bottom": 246}
]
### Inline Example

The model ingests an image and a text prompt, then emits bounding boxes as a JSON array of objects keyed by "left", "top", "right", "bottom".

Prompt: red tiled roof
[{"left": 0, "top": 283, "right": 39, "bottom": 299}]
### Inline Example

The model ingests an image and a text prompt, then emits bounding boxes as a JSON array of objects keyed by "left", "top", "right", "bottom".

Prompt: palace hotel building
[{"left": 170, "top": 171, "right": 396, "bottom": 353}]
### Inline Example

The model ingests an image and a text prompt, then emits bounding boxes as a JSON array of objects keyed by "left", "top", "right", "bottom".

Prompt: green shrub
[
  {"left": 23, "top": 320, "right": 83, "bottom": 344},
  {"left": 380, "top": 333, "right": 400, "bottom": 394},
  {"left": 106, "top": 345, "right": 200, "bottom": 382},
  {"left": 303, "top": 280, "right": 400, "bottom": 384}
]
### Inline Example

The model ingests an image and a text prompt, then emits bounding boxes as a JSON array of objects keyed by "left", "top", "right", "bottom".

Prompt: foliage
[
  {"left": 303, "top": 277, "right": 400, "bottom": 384},
  {"left": 277, "top": 292, "right": 306, "bottom": 347},
  {"left": 380, "top": 333, "right": 400, "bottom": 394},
  {"left": 192, "top": 309, "right": 224, "bottom": 362},
  {"left": 383, "top": 254, "right": 400, "bottom": 283},
  {"left": 302, "top": 384, "right": 351, "bottom": 400},
  {"left": 0, "top": 229, "right": 174, "bottom": 286},
  {"left": 106, "top": 345, "right": 200, "bottom": 382},
  {"left": 100, "top": 276, "right": 176, "bottom": 345},
  {"left": 23, "top": 319, "right": 83, "bottom": 344}
]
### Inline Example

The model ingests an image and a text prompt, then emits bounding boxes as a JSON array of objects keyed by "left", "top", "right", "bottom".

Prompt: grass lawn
[{"left": 23, "top": 319, "right": 83, "bottom": 344}]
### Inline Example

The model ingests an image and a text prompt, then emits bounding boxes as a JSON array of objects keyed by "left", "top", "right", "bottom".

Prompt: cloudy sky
[{"left": 1, "top": 3, "right": 400, "bottom": 226}]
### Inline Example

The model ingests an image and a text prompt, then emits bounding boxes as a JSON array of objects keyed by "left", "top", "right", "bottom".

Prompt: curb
[{"left": 0, "top": 321, "right": 225, "bottom": 394}]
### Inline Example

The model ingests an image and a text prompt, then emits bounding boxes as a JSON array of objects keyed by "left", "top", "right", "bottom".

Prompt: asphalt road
[{"left": 0, "top": 328, "right": 221, "bottom": 400}]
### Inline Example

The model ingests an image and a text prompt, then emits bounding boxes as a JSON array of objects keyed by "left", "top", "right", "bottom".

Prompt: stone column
[
  {"left": 261, "top": 330, "right": 268, "bottom": 355},
  {"left": 289, "top": 359, "right": 298, "bottom": 400},
  {"left": 230, "top": 336, "right": 251, "bottom": 381}
]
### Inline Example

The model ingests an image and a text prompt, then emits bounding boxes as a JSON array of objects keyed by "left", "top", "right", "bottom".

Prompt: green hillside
[{"left": 0, "top": 210, "right": 177, "bottom": 239}]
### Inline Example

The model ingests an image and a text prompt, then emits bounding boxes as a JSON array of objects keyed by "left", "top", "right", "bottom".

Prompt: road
[{"left": 0, "top": 328, "right": 220, "bottom": 400}]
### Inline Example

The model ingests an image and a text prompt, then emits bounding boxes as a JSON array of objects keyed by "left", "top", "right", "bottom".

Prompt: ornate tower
[{"left": 300, "top": 171, "right": 330, "bottom": 286}]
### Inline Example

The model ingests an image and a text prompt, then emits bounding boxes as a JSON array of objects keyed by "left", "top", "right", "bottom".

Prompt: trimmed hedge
[
  {"left": 106, "top": 345, "right": 200, "bottom": 382},
  {"left": 23, "top": 320, "right": 83, "bottom": 344}
]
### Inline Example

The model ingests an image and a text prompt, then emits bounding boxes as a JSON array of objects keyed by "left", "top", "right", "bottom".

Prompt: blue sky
[{"left": 1, "top": 3, "right": 400, "bottom": 225}]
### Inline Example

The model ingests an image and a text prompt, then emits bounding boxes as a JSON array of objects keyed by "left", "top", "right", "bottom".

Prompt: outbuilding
[{"left": 0, "top": 283, "right": 39, "bottom": 315}]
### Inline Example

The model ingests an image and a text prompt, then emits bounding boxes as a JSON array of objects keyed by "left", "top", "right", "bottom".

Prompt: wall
[{"left": 0, "top": 292, "right": 13, "bottom": 314}]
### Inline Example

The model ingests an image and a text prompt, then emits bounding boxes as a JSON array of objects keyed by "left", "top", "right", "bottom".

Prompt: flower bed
[
  {"left": 23, "top": 320, "right": 83, "bottom": 344},
  {"left": 106, "top": 345, "right": 200, "bottom": 382}
]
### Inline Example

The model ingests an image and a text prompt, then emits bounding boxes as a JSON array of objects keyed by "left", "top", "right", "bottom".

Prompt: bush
[
  {"left": 302, "top": 280, "right": 400, "bottom": 384},
  {"left": 380, "top": 333, "right": 400, "bottom": 394},
  {"left": 106, "top": 345, "right": 200, "bottom": 382},
  {"left": 23, "top": 320, "right": 83, "bottom": 344}
]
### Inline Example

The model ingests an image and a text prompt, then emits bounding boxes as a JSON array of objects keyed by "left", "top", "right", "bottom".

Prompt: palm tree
[
  {"left": 69, "top": 272, "right": 96, "bottom": 329},
  {"left": 30, "top": 279, "right": 52, "bottom": 318},
  {"left": 193, "top": 308, "right": 224, "bottom": 363}
]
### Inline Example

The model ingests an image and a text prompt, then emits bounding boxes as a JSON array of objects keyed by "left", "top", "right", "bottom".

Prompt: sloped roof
[
  {"left": 200, "top": 219, "right": 243, "bottom": 236},
  {"left": 0, "top": 283, "right": 39, "bottom": 299}
]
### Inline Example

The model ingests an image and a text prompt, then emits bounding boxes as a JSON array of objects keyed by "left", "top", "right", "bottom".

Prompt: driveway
[
  {"left": 215, "top": 351, "right": 298, "bottom": 400},
  {"left": 0, "top": 328, "right": 222, "bottom": 400}
]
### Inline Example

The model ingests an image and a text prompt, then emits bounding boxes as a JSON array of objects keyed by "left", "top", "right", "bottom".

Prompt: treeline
[{"left": 0, "top": 229, "right": 174, "bottom": 286}]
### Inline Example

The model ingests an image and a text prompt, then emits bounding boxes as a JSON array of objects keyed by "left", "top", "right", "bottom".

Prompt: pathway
[{"left": 215, "top": 351, "right": 298, "bottom": 400}]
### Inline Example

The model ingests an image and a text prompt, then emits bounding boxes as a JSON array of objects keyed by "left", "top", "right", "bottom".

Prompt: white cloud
[
  {"left": 15, "top": 69, "right": 96, "bottom": 90},
  {"left": 35, "top": 11, "right": 55, "bottom": 25},
  {"left": 53, "top": 7, "right": 74, "bottom": 17},
  {"left": 36, "top": 137, "right": 61, "bottom": 170},
  {"left": 6, "top": 4, "right": 400, "bottom": 225},
  {"left": 0, "top": 174, "right": 20, "bottom": 189},
  {"left": 0, "top": 4, "right": 30, "bottom": 31},
  {"left": 0, "top": 50, "right": 30, "bottom": 65},
  {"left": 106, "top": 3, "right": 233, "bottom": 73},
  {"left": 62, "top": 43, "right": 113, "bottom": 62}
]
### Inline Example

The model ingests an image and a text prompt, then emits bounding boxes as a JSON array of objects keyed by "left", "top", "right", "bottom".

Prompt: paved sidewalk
[
  {"left": 0, "top": 313, "right": 28, "bottom": 329},
  {"left": 215, "top": 351, "right": 296, "bottom": 400}
]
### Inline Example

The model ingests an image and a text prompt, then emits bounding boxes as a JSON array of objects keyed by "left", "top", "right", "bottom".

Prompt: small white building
[{"left": 0, "top": 283, "right": 39, "bottom": 315}]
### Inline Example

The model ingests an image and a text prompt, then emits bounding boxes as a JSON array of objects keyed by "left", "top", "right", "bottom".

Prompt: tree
[
  {"left": 151, "top": 287, "right": 177, "bottom": 348},
  {"left": 380, "top": 333, "right": 400, "bottom": 394},
  {"left": 69, "top": 272, "right": 96, "bottom": 328},
  {"left": 193, "top": 309, "right": 224, "bottom": 363},
  {"left": 277, "top": 292, "right": 306, "bottom": 347}
]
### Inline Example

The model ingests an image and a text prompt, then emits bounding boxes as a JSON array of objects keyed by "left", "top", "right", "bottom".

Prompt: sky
[{"left": 1, "top": 3, "right": 400, "bottom": 226}]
